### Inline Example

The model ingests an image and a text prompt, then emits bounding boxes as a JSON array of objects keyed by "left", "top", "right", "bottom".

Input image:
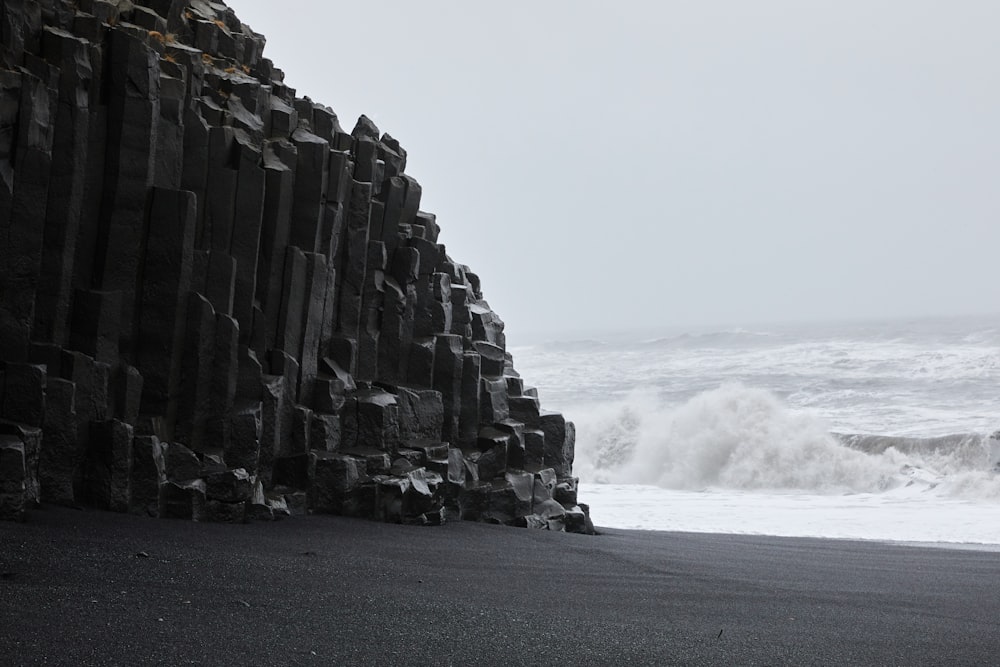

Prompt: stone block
[
  {"left": 162, "top": 441, "right": 200, "bottom": 482},
  {"left": 193, "top": 496, "right": 246, "bottom": 523},
  {"left": 236, "top": 347, "right": 264, "bottom": 402},
  {"left": 203, "top": 250, "right": 236, "bottom": 316},
  {"left": 273, "top": 453, "right": 310, "bottom": 490},
  {"left": 479, "top": 376, "right": 509, "bottom": 425},
  {"left": 276, "top": 245, "right": 307, "bottom": 361},
  {"left": 81, "top": 419, "right": 133, "bottom": 512},
  {"left": 69, "top": 289, "right": 121, "bottom": 365},
  {"left": 400, "top": 175, "right": 421, "bottom": 227},
  {"left": 268, "top": 350, "right": 300, "bottom": 408},
  {"left": 136, "top": 187, "right": 195, "bottom": 420},
  {"left": 205, "top": 468, "right": 252, "bottom": 503},
  {"left": 377, "top": 176, "right": 405, "bottom": 252},
  {"left": 537, "top": 412, "right": 575, "bottom": 479},
  {"left": 390, "top": 247, "right": 419, "bottom": 286},
  {"left": 291, "top": 404, "right": 313, "bottom": 455},
  {"left": 554, "top": 477, "right": 579, "bottom": 507},
  {"left": 174, "top": 293, "right": 215, "bottom": 452},
  {"left": 257, "top": 139, "right": 296, "bottom": 351},
  {"left": 524, "top": 429, "right": 546, "bottom": 469},
  {"left": 206, "top": 314, "right": 238, "bottom": 453},
  {"left": 488, "top": 480, "right": 530, "bottom": 524},
  {"left": 329, "top": 336, "right": 358, "bottom": 377},
  {"left": 532, "top": 468, "right": 558, "bottom": 509},
  {"left": 336, "top": 181, "right": 371, "bottom": 340},
  {"left": 227, "top": 401, "right": 262, "bottom": 475},
  {"left": 396, "top": 387, "right": 444, "bottom": 443},
  {"left": 0, "top": 437, "right": 27, "bottom": 521},
  {"left": 353, "top": 135, "right": 377, "bottom": 182},
  {"left": 310, "top": 413, "right": 341, "bottom": 452},
  {"left": 564, "top": 505, "right": 593, "bottom": 534},
  {"left": 318, "top": 238, "right": 340, "bottom": 356},
  {"left": 39, "top": 377, "right": 77, "bottom": 506},
  {"left": 406, "top": 337, "right": 435, "bottom": 388},
  {"left": 414, "top": 211, "right": 440, "bottom": 244},
  {"left": 230, "top": 138, "right": 265, "bottom": 341},
  {"left": 61, "top": 350, "right": 110, "bottom": 462},
  {"left": 509, "top": 395, "right": 541, "bottom": 425},
  {"left": 289, "top": 126, "right": 329, "bottom": 253},
  {"left": 458, "top": 351, "right": 481, "bottom": 447},
  {"left": 327, "top": 150, "right": 353, "bottom": 205},
  {"left": 309, "top": 451, "right": 360, "bottom": 513},
  {"left": 130, "top": 434, "right": 164, "bottom": 516},
  {"left": 378, "top": 141, "right": 405, "bottom": 180},
  {"left": 297, "top": 253, "right": 328, "bottom": 405},
  {"left": 259, "top": 374, "right": 290, "bottom": 483},
  {"left": 376, "top": 278, "right": 406, "bottom": 384},
  {"left": 447, "top": 447, "right": 467, "bottom": 486},
  {"left": 474, "top": 443, "right": 508, "bottom": 481},
  {"left": 496, "top": 420, "right": 526, "bottom": 470},
  {"left": 282, "top": 490, "right": 309, "bottom": 516},
  {"left": 11, "top": 424, "right": 41, "bottom": 510},
  {"left": 2, "top": 362, "right": 46, "bottom": 427},
  {"left": 470, "top": 301, "right": 505, "bottom": 345},
  {"left": 433, "top": 335, "right": 463, "bottom": 444},
  {"left": 339, "top": 446, "right": 391, "bottom": 475},
  {"left": 314, "top": 357, "right": 355, "bottom": 413},
  {"left": 458, "top": 483, "right": 490, "bottom": 522},
  {"left": 408, "top": 237, "right": 440, "bottom": 278},
  {"left": 112, "top": 364, "right": 143, "bottom": 426},
  {"left": 474, "top": 341, "right": 505, "bottom": 378},
  {"left": 355, "top": 388, "right": 399, "bottom": 454},
  {"left": 378, "top": 467, "right": 442, "bottom": 524},
  {"left": 204, "top": 126, "right": 238, "bottom": 253}
]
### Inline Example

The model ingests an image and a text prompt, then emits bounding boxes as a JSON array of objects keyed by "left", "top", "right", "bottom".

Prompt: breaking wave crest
[{"left": 572, "top": 384, "right": 1000, "bottom": 499}]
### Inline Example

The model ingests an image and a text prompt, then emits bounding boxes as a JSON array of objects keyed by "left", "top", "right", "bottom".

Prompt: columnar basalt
[{"left": 0, "top": 0, "right": 592, "bottom": 532}]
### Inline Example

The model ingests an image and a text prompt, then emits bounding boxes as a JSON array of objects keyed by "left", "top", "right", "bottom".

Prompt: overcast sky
[{"left": 228, "top": 1, "right": 1000, "bottom": 340}]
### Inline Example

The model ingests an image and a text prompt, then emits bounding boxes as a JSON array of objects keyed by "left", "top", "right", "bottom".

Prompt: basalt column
[{"left": 0, "top": 0, "right": 590, "bottom": 534}]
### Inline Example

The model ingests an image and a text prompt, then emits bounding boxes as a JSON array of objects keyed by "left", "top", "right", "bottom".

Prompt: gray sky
[{"left": 228, "top": 0, "right": 1000, "bottom": 340}]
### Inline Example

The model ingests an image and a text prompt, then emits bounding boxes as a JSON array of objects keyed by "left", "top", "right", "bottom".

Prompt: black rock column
[
  {"left": 32, "top": 27, "right": 93, "bottom": 347},
  {"left": 136, "top": 187, "right": 196, "bottom": 435},
  {"left": 0, "top": 67, "right": 56, "bottom": 361},
  {"left": 95, "top": 28, "right": 160, "bottom": 360}
]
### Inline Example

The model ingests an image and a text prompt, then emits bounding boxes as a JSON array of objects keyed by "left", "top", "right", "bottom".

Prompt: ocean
[{"left": 511, "top": 314, "right": 1000, "bottom": 547}]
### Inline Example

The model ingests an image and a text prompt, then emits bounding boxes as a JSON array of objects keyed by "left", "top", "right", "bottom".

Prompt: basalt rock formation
[{"left": 0, "top": 0, "right": 591, "bottom": 532}]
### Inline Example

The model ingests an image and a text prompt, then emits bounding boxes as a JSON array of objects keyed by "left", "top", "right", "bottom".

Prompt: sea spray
[
  {"left": 514, "top": 315, "right": 1000, "bottom": 539},
  {"left": 572, "top": 383, "right": 1000, "bottom": 499}
]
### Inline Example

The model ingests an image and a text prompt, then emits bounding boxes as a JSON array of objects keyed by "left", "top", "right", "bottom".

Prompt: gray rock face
[{"left": 0, "top": 0, "right": 589, "bottom": 533}]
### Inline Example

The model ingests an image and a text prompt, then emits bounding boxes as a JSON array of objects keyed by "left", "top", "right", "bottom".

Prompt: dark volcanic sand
[{"left": 1, "top": 508, "right": 999, "bottom": 666}]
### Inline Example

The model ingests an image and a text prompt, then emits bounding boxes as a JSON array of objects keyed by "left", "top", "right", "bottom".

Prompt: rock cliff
[{"left": 0, "top": 0, "right": 591, "bottom": 532}]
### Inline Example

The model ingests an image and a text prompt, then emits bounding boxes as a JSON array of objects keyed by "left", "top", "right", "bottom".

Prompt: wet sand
[{"left": 2, "top": 507, "right": 999, "bottom": 666}]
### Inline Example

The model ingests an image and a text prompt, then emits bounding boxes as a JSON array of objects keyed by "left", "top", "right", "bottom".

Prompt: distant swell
[
  {"left": 572, "top": 384, "right": 1000, "bottom": 500},
  {"left": 835, "top": 432, "right": 986, "bottom": 461}
]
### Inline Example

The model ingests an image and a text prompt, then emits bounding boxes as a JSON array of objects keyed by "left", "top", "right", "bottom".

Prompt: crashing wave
[{"left": 571, "top": 383, "right": 1000, "bottom": 500}]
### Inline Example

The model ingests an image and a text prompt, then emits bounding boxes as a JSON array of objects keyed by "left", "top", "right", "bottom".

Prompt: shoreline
[
  {"left": 579, "top": 481, "right": 1000, "bottom": 546},
  {"left": 4, "top": 506, "right": 1000, "bottom": 665}
]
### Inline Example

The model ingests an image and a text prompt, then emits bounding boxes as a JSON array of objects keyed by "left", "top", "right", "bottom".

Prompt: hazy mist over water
[{"left": 228, "top": 0, "right": 1000, "bottom": 338}]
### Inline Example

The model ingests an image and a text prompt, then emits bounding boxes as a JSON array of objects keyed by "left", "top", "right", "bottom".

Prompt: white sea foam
[
  {"left": 572, "top": 383, "right": 1000, "bottom": 499},
  {"left": 579, "top": 483, "right": 1000, "bottom": 546},
  {"left": 512, "top": 315, "right": 1000, "bottom": 544}
]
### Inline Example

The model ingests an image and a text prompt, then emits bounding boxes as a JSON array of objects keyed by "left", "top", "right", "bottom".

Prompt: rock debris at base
[{"left": 0, "top": 0, "right": 591, "bottom": 533}]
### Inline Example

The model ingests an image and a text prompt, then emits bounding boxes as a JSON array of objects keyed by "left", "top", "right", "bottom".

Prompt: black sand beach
[{"left": 2, "top": 509, "right": 999, "bottom": 666}]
